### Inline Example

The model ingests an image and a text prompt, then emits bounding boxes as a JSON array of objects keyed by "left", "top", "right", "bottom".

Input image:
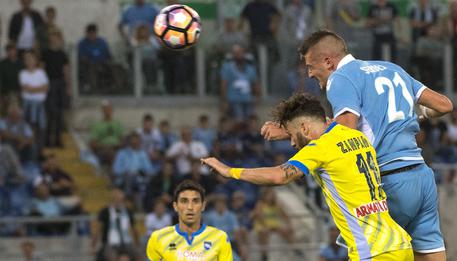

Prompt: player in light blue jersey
[{"left": 261, "top": 30, "right": 453, "bottom": 261}]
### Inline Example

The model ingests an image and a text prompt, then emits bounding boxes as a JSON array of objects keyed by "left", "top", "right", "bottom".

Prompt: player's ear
[
  {"left": 202, "top": 200, "right": 207, "bottom": 212},
  {"left": 300, "top": 122, "right": 309, "bottom": 136},
  {"left": 173, "top": 201, "right": 178, "bottom": 212},
  {"left": 324, "top": 57, "right": 334, "bottom": 70}
]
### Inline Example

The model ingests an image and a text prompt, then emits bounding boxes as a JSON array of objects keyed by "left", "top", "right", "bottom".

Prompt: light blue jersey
[{"left": 327, "top": 55, "right": 426, "bottom": 172}]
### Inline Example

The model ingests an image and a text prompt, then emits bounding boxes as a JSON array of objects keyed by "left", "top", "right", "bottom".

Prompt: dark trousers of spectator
[
  {"left": 115, "top": 173, "right": 148, "bottom": 210},
  {"left": 79, "top": 61, "right": 127, "bottom": 94},
  {"left": 229, "top": 101, "right": 254, "bottom": 122},
  {"left": 372, "top": 34, "right": 397, "bottom": 62},
  {"left": 251, "top": 34, "right": 280, "bottom": 89},
  {"left": 142, "top": 58, "right": 160, "bottom": 93},
  {"left": 46, "top": 79, "right": 66, "bottom": 147},
  {"left": 160, "top": 50, "right": 195, "bottom": 94},
  {"left": 251, "top": 35, "right": 280, "bottom": 64}
]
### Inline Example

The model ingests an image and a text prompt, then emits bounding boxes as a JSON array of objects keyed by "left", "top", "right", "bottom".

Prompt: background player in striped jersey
[
  {"left": 202, "top": 94, "right": 413, "bottom": 261},
  {"left": 146, "top": 179, "right": 233, "bottom": 260}
]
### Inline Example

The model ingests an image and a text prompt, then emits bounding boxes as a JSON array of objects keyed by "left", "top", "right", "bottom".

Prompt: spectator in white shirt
[
  {"left": 166, "top": 126, "right": 208, "bottom": 176},
  {"left": 144, "top": 199, "right": 172, "bottom": 237},
  {"left": 20, "top": 50, "right": 49, "bottom": 154}
]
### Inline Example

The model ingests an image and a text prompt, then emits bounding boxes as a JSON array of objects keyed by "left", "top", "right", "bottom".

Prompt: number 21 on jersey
[{"left": 374, "top": 72, "right": 414, "bottom": 123}]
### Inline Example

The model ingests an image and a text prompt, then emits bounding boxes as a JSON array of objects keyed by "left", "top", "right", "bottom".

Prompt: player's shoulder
[
  {"left": 150, "top": 225, "right": 176, "bottom": 238},
  {"left": 332, "top": 123, "right": 363, "bottom": 136},
  {"left": 205, "top": 226, "right": 229, "bottom": 239}
]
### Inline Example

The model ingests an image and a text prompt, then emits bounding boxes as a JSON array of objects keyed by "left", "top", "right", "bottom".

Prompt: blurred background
[{"left": 0, "top": 0, "right": 456, "bottom": 260}]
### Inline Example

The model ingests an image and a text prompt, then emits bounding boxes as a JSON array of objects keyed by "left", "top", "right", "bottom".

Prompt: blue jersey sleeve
[
  {"left": 327, "top": 73, "right": 361, "bottom": 118},
  {"left": 410, "top": 76, "right": 426, "bottom": 102},
  {"left": 288, "top": 143, "right": 323, "bottom": 175}
]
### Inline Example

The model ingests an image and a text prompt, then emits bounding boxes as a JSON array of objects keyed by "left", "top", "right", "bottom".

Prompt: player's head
[
  {"left": 273, "top": 93, "right": 326, "bottom": 150},
  {"left": 173, "top": 179, "right": 206, "bottom": 227},
  {"left": 298, "top": 30, "right": 348, "bottom": 89}
]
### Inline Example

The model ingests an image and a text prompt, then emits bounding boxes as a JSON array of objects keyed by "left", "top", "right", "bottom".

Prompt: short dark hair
[
  {"left": 173, "top": 179, "right": 206, "bottom": 202},
  {"left": 298, "top": 30, "right": 347, "bottom": 57},
  {"left": 23, "top": 49, "right": 37, "bottom": 58},
  {"left": 160, "top": 120, "right": 170, "bottom": 127},
  {"left": 143, "top": 113, "right": 153, "bottom": 122},
  {"left": 86, "top": 23, "right": 97, "bottom": 33},
  {"left": 273, "top": 93, "right": 326, "bottom": 127},
  {"left": 199, "top": 114, "right": 208, "bottom": 123},
  {"left": 45, "top": 6, "right": 55, "bottom": 14}
]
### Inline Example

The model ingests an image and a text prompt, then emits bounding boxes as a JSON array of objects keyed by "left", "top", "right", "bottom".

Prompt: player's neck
[
  {"left": 178, "top": 221, "right": 201, "bottom": 235},
  {"left": 311, "top": 121, "right": 329, "bottom": 139}
]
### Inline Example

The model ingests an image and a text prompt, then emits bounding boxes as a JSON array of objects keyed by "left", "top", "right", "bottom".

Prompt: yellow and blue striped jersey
[
  {"left": 146, "top": 224, "right": 233, "bottom": 261},
  {"left": 288, "top": 122, "right": 411, "bottom": 260}
]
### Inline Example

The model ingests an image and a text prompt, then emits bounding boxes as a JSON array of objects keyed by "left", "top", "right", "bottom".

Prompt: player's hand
[
  {"left": 260, "top": 121, "right": 290, "bottom": 141},
  {"left": 200, "top": 157, "right": 231, "bottom": 178}
]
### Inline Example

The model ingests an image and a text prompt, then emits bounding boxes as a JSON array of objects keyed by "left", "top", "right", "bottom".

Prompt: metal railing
[
  {"left": 69, "top": 44, "right": 273, "bottom": 99},
  {"left": 69, "top": 40, "right": 456, "bottom": 102},
  {"left": 0, "top": 212, "right": 327, "bottom": 260}
]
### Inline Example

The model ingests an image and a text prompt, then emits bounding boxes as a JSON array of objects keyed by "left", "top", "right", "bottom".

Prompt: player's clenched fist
[{"left": 201, "top": 157, "right": 231, "bottom": 178}]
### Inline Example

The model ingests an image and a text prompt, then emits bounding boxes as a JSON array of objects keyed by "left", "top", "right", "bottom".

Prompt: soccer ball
[{"left": 154, "top": 4, "right": 202, "bottom": 50}]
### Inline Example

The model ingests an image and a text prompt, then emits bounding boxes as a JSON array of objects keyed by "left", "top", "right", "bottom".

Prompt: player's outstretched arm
[
  {"left": 417, "top": 88, "right": 453, "bottom": 118},
  {"left": 201, "top": 157, "right": 303, "bottom": 185},
  {"left": 260, "top": 121, "right": 290, "bottom": 141}
]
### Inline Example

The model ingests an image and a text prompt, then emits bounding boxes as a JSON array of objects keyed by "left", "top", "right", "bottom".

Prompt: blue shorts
[{"left": 382, "top": 163, "right": 445, "bottom": 253}]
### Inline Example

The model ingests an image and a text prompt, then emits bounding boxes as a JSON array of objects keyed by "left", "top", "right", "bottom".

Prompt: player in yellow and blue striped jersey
[
  {"left": 146, "top": 180, "right": 233, "bottom": 260},
  {"left": 202, "top": 94, "right": 413, "bottom": 261}
]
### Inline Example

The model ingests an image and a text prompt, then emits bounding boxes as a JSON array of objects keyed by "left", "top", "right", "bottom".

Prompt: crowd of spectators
[
  {"left": 0, "top": 0, "right": 84, "bottom": 239},
  {"left": 0, "top": 0, "right": 71, "bottom": 151}
]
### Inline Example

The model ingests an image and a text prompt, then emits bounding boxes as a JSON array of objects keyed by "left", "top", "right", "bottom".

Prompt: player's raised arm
[
  {"left": 417, "top": 88, "right": 453, "bottom": 118},
  {"left": 201, "top": 157, "right": 303, "bottom": 185}
]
